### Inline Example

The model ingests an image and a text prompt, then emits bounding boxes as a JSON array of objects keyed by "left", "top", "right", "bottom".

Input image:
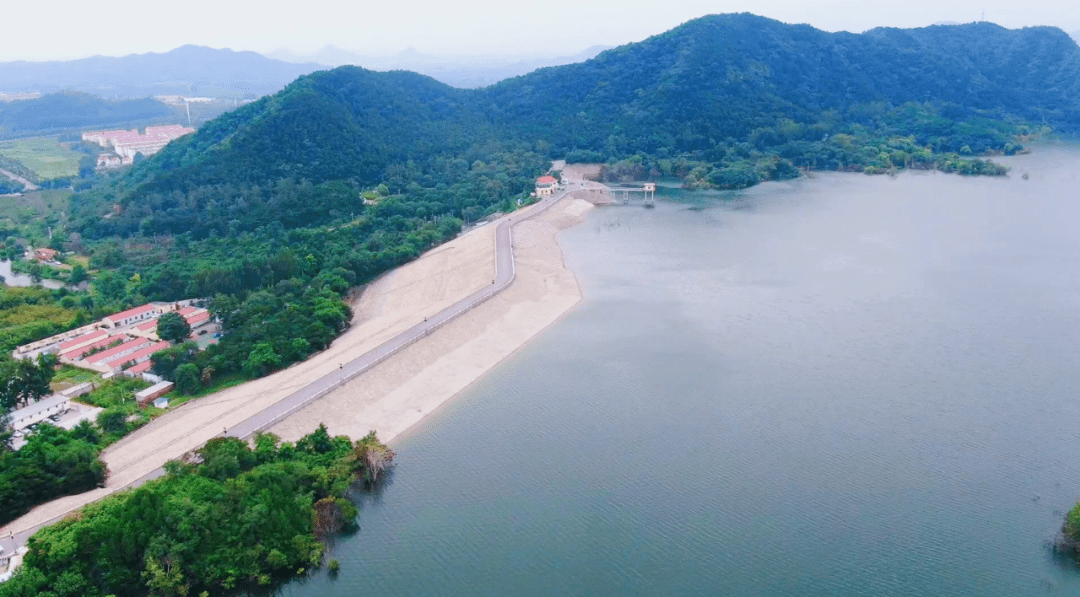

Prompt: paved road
[
  {"left": 0, "top": 182, "right": 583, "bottom": 561},
  {"left": 0, "top": 169, "right": 39, "bottom": 192}
]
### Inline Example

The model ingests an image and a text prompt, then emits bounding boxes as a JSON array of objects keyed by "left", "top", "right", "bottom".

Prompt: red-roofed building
[
  {"left": 102, "top": 304, "right": 160, "bottom": 328},
  {"left": 60, "top": 334, "right": 128, "bottom": 361},
  {"left": 33, "top": 248, "right": 58, "bottom": 262},
  {"left": 125, "top": 360, "right": 154, "bottom": 375},
  {"left": 184, "top": 311, "right": 210, "bottom": 326},
  {"left": 85, "top": 338, "right": 151, "bottom": 365},
  {"left": 105, "top": 341, "right": 169, "bottom": 371},
  {"left": 535, "top": 175, "right": 559, "bottom": 196},
  {"left": 59, "top": 329, "right": 108, "bottom": 351}
]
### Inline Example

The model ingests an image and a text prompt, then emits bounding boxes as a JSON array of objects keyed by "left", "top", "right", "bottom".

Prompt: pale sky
[{"left": 2, "top": 0, "right": 1078, "bottom": 62}]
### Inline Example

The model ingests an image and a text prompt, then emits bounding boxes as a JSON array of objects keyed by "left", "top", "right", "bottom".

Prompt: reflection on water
[
  {"left": 0, "top": 259, "right": 65, "bottom": 289},
  {"left": 284, "top": 144, "right": 1080, "bottom": 597}
]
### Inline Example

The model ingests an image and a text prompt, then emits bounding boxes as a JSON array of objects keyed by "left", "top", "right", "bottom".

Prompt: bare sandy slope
[
  {"left": 1, "top": 192, "right": 596, "bottom": 537},
  {"left": 270, "top": 196, "right": 594, "bottom": 444}
]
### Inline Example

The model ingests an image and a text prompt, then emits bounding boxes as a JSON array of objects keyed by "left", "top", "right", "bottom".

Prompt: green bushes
[
  {"left": 0, "top": 423, "right": 107, "bottom": 526},
  {"left": 0, "top": 426, "right": 394, "bottom": 597}
]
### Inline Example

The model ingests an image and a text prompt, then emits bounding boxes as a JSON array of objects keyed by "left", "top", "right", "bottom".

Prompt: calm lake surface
[
  {"left": 0, "top": 259, "right": 64, "bottom": 289},
  {"left": 285, "top": 144, "right": 1080, "bottom": 597}
]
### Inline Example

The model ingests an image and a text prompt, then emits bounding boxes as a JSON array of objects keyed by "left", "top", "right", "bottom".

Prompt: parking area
[{"left": 9, "top": 401, "right": 103, "bottom": 451}]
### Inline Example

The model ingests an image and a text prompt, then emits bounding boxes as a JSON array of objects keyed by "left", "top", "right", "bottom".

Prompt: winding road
[{"left": 0, "top": 181, "right": 585, "bottom": 561}]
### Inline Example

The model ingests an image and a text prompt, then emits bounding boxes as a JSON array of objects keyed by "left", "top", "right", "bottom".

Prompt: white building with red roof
[
  {"left": 105, "top": 341, "right": 169, "bottom": 371},
  {"left": 59, "top": 334, "right": 129, "bottom": 362},
  {"left": 84, "top": 338, "right": 151, "bottom": 365},
  {"left": 102, "top": 304, "right": 161, "bottom": 328},
  {"left": 58, "top": 329, "right": 109, "bottom": 352},
  {"left": 535, "top": 175, "right": 559, "bottom": 196}
]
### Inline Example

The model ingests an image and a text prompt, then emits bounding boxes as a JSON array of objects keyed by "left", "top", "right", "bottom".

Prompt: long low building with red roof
[
  {"left": 58, "top": 329, "right": 109, "bottom": 352},
  {"left": 105, "top": 341, "right": 170, "bottom": 371},
  {"left": 12, "top": 299, "right": 206, "bottom": 371},
  {"left": 185, "top": 311, "right": 211, "bottom": 330},
  {"left": 60, "top": 334, "right": 129, "bottom": 361},
  {"left": 102, "top": 304, "right": 160, "bottom": 328},
  {"left": 125, "top": 360, "right": 155, "bottom": 375},
  {"left": 84, "top": 338, "right": 152, "bottom": 365}
]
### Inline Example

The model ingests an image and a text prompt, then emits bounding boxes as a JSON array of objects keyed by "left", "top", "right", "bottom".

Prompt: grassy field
[
  {"left": 51, "top": 364, "right": 102, "bottom": 390},
  {"left": 0, "top": 188, "right": 72, "bottom": 226},
  {"left": 0, "top": 136, "right": 82, "bottom": 179}
]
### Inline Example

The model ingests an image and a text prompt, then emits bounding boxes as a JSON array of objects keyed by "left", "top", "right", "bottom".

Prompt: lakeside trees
[{"left": 0, "top": 427, "right": 394, "bottom": 597}]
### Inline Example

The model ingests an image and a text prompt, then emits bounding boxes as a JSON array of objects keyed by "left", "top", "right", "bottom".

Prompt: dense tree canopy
[
  {"left": 0, "top": 353, "right": 57, "bottom": 411},
  {"left": 0, "top": 422, "right": 107, "bottom": 526},
  {"left": 155, "top": 311, "right": 191, "bottom": 343},
  {"left": 0, "top": 427, "right": 393, "bottom": 597}
]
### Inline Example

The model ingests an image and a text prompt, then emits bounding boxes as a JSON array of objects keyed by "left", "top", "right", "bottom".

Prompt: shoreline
[
  {"left": 0, "top": 176, "right": 608, "bottom": 554},
  {"left": 267, "top": 188, "right": 601, "bottom": 445}
]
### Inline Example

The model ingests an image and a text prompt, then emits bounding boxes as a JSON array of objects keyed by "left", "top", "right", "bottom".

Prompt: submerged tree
[{"left": 353, "top": 430, "right": 395, "bottom": 484}]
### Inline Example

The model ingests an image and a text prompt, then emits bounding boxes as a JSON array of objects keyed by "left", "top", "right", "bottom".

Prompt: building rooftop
[
  {"left": 105, "top": 341, "right": 170, "bottom": 370},
  {"left": 537, "top": 176, "right": 558, "bottom": 184},
  {"left": 85, "top": 338, "right": 151, "bottom": 364},
  {"left": 59, "top": 330, "right": 107, "bottom": 351},
  {"left": 7, "top": 394, "right": 68, "bottom": 427},
  {"left": 135, "top": 381, "right": 174, "bottom": 399},
  {"left": 185, "top": 312, "right": 211, "bottom": 326},
  {"left": 126, "top": 360, "right": 154, "bottom": 375},
  {"left": 105, "top": 304, "right": 158, "bottom": 323},
  {"left": 61, "top": 334, "right": 128, "bottom": 361}
]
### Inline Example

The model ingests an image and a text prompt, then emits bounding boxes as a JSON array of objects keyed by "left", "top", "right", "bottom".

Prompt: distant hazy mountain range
[
  {"left": 0, "top": 46, "right": 322, "bottom": 98},
  {"left": 263, "top": 45, "right": 612, "bottom": 88},
  {"left": 1072, "top": 30, "right": 1080, "bottom": 44},
  {"left": 0, "top": 44, "right": 611, "bottom": 100}
]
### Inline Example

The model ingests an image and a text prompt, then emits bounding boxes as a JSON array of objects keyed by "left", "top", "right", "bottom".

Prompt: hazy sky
[{"left": 3, "top": 0, "right": 1078, "bottom": 61}]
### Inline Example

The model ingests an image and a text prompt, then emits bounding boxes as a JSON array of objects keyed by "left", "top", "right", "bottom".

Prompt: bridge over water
[{"left": 605, "top": 182, "right": 656, "bottom": 207}]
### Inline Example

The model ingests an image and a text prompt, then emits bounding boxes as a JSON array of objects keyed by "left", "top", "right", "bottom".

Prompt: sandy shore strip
[
  {"left": 269, "top": 192, "right": 598, "bottom": 444},
  {"left": 1, "top": 174, "right": 608, "bottom": 544}
]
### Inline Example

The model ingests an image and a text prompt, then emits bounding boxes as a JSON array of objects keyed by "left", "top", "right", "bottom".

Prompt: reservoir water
[
  {"left": 284, "top": 144, "right": 1080, "bottom": 596},
  {"left": 0, "top": 259, "right": 65, "bottom": 290}
]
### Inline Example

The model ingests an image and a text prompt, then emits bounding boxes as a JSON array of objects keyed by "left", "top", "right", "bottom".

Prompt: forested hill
[
  {"left": 72, "top": 14, "right": 1080, "bottom": 237},
  {"left": 483, "top": 15, "right": 1080, "bottom": 154}
]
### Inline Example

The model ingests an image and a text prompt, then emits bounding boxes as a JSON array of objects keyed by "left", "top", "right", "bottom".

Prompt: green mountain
[
  {"left": 73, "top": 14, "right": 1080, "bottom": 239},
  {"left": 484, "top": 15, "right": 1080, "bottom": 153}
]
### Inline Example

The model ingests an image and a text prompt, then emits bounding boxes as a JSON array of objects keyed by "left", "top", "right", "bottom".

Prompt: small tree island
[{"left": 1054, "top": 502, "right": 1080, "bottom": 562}]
